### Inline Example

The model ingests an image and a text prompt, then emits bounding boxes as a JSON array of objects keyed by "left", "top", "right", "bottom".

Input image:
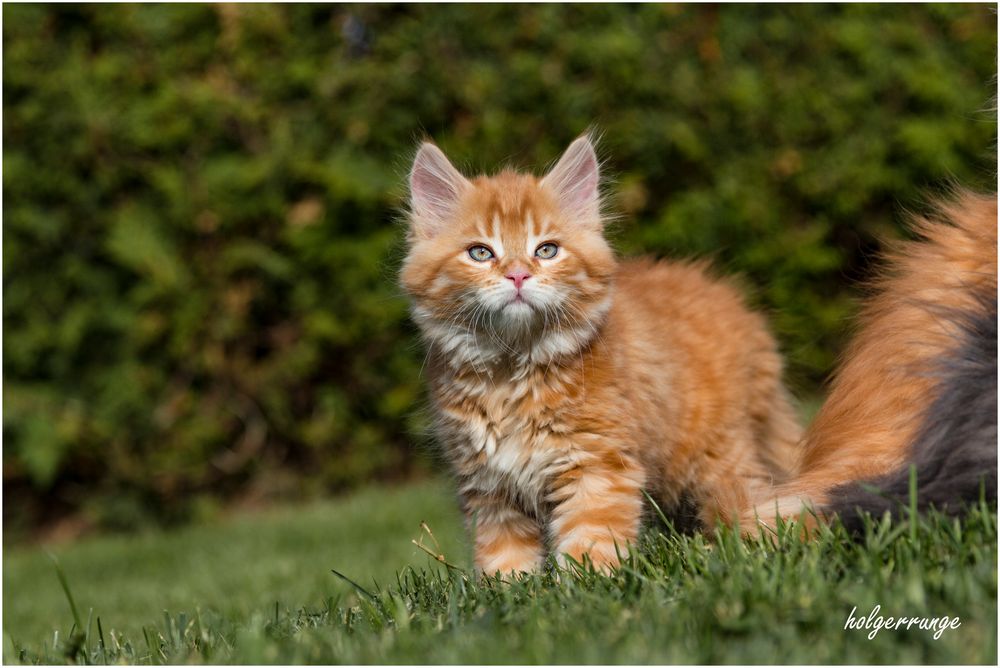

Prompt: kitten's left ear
[{"left": 541, "top": 134, "right": 601, "bottom": 222}]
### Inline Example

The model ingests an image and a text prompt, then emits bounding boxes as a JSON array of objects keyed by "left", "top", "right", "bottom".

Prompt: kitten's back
[{"left": 609, "top": 258, "right": 802, "bottom": 489}]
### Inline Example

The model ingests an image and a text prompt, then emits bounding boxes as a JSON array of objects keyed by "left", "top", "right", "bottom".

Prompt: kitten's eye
[
  {"left": 468, "top": 245, "right": 495, "bottom": 262},
  {"left": 535, "top": 242, "right": 559, "bottom": 259}
]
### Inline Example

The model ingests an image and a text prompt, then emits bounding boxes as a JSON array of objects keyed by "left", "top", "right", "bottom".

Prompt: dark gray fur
[{"left": 826, "top": 293, "right": 998, "bottom": 533}]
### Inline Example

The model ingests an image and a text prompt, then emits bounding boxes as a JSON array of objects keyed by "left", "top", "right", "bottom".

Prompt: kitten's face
[{"left": 401, "top": 137, "right": 616, "bottom": 361}]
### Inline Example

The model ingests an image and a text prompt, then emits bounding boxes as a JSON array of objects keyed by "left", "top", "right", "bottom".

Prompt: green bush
[{"left": 3, "top": 4, "right": 995, "bottom": 529}]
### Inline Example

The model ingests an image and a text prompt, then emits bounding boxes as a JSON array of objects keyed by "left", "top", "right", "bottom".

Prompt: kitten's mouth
[
  {"left": 506, "top": 294, "right": 532, "bottom": 309},
  {"left": 501, "top": 296, "right": 537, "bottom": 320}
]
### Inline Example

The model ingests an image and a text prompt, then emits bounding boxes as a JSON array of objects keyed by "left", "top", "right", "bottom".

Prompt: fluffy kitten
[
  {"left": 401, "top": 135, "right": 801, "bottom": 574},
  {"left": 742, "top": 191, "right": 997, "bottom": 533}
]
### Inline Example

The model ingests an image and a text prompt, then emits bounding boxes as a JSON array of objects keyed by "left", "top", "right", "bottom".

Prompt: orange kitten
[{"left": 400, "top": 135, "right": 801, "bottom": 574}]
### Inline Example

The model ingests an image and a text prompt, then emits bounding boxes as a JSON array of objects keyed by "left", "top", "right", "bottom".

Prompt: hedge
[{"left": 3, "top": 3, "right": 995, "bottom": 530}]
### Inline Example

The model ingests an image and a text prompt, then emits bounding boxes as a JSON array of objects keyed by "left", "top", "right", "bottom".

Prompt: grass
[{"left": 3, "top": 478, "right": 997, "bottom": 664}]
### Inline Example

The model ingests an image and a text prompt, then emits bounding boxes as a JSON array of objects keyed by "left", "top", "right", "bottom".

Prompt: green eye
[
  {"left": 535, "top": 242, "right": 559, "bottom": 259},
  {"left": 468, "top": 245, "right": 494, "bottom": 262}
]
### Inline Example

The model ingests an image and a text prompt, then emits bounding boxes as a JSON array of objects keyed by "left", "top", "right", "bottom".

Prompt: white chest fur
[{"left": 433, "top": 371, "right": 573, "bottom": 515}]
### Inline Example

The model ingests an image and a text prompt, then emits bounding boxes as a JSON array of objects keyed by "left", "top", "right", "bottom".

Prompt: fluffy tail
[
  {"left": 742, "top": 191, "right": 997, "bottom": 534},
  {"left": 825, "top": 293, "right": 997, "bottom": 532}
]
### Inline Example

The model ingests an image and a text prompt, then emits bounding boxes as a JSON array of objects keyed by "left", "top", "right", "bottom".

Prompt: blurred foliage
[{"left": 3, "top": 4, "right": 996, "bottom": 531}]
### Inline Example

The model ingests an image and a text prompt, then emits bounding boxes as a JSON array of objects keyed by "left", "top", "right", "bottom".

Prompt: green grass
[{"left": 3, "top": 478, "right": 996, "bottom": 664}]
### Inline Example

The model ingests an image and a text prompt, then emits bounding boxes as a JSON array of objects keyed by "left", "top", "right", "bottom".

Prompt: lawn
[{"left": 3, "top": 478, "right": 996, "bottom": 664}]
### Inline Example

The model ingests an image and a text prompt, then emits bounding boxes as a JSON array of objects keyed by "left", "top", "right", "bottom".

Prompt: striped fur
[{"left": 401, "top": 136, "right": 801, "bottom": 573}]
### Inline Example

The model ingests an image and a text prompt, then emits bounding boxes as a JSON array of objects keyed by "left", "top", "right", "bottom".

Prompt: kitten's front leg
[
  {"left": 462, "top": 491, "right": 545, "bottom": 575},
  {"left": 547, "top": 459, "right": 644, "bottom": 574}
]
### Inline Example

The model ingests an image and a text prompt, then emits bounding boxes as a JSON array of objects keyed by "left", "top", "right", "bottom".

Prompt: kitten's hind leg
[
  {"left": 694, "top": 441, "right": 785, "bottom": 535},
  {"left": 735, "top": 482, "right": 826, "bottom": 538},
  {"left": 462, "top": 491, "right": 545, "bottom": 576},
  {"left": 753, "top": 387, "right": 804, "bottom": 484}
]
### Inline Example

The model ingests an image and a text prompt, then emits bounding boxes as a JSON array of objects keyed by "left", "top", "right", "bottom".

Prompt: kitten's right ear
[{"left": 409, "top": 142, "right": 470, "bottom": 238}]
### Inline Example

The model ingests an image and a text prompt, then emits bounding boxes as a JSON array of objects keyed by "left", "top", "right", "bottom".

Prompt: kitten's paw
[
  {"left": 736, "top": 493, "right": 825, "bottom": 539},
  {"left": 475, "top": 555, "right": 543, "bottom": 578},
  {"left": 555, "top": 547, "right": 621, "bottom": 576}
]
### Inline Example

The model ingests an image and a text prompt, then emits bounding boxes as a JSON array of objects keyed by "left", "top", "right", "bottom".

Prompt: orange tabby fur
[
  {"left": 401, "top": 136, "right": 801, "bottom": 573},
  {"left": 741, "top": 191, "right": 997, "bottom": 530}
]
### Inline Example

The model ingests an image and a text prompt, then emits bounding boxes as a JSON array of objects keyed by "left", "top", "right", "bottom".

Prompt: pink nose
[{"left": 505, "top": 269, "right": 532, "bottom": 291}]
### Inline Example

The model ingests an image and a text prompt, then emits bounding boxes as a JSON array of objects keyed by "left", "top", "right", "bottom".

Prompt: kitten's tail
[
  {"left": 741, "top": 190, "right": 997, "bottom": 534},
  {"left": 824, "top": 291, "right": 997, "bottom": 532}
]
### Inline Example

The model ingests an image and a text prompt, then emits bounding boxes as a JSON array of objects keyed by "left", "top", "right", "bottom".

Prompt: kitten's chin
[{"left": 501, "top": 299, "right": 536, "bottom": 321}]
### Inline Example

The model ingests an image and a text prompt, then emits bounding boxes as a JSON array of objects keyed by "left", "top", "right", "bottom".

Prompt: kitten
[
  {"left": 400, "top": 135, "right": 802, "bottom": 574},
  {"left": 742, "top": 191, "right": 997, "bottom": 533}
]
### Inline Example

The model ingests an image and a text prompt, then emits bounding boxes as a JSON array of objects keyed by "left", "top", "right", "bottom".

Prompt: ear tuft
[
  {"left": 409, "top": 142, "right": 470, "bottom": 238},
  {"left": 541, "top": 134, "right": 601, "bottom": 221}
]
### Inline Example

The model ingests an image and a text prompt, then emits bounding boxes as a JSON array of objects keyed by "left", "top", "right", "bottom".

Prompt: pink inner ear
[
  {"left": 567, "top": 158, "right": 599, "bottom": 208},
  {"left": 542, "top": 136, "right": 600, "bottom": 214},
  {"left": 411, "top": 167, "right": 452, "bottom": 213},
  {"left": 409, "top": 144, "right": 468, "bottom": 227}
]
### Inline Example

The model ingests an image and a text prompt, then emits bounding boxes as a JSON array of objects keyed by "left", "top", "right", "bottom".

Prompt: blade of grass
[
  {"left": 46, "top": 552, "right": 82, "bottom": 632},
  {"left": 411, "top": 538, "right": 464, "bottom": 572},
  {"left": 642, "top": 489, "right": 671, "bottom": 527},
  {"left": 330, "top": 568, "right": 376, "bottom": 600},
  {"left": 97, "top": 616, "right": 107, "bottom": 664},
  {"left": 84, "top": 607, "right": 93, "bottom": 665},
  {"left": 142, "top": 626, "right": 158, "bottom": 666}
]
